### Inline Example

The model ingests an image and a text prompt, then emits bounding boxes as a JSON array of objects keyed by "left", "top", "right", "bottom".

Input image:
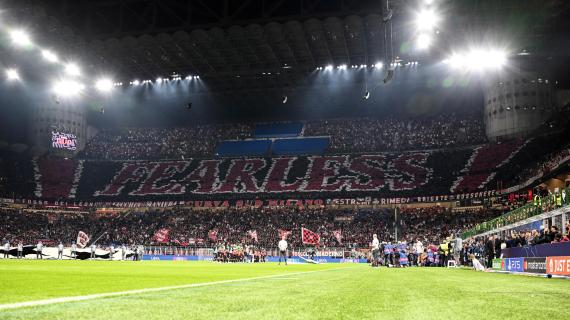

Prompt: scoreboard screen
[{"left": 51, "top": 132, "right": 77, "bottom": 151}]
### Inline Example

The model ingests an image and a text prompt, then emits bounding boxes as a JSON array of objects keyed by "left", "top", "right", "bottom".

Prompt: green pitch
[{"left": 0, "top": 260, "right": 567, "bottom": 320}]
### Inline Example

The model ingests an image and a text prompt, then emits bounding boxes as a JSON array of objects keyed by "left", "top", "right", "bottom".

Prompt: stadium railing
[{"left": 462, "top": 186, "right": 570, "bottom": 238}]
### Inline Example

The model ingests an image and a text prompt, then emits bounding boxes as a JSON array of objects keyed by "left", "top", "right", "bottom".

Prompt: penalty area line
[{"left": 0, "top": 266, "right": 351, "bottom": 311}]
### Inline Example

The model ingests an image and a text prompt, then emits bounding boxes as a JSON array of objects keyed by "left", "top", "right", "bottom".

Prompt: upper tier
[{"left": 80, "top": 114, "right": 486, "bottom": 160}]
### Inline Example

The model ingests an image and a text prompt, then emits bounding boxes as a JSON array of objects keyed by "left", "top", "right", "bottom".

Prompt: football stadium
[{"left": 1, "top": 0, "right": 570, "bottom": 319}]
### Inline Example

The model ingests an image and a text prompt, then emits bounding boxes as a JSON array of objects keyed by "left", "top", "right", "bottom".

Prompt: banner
[
  {"left": 523, "top": 257, "right": 546, "bottom": 274},
  {"left": 76, "top": 231, "right": 90, "bottom": 248},
  {"left": 333, "top": 230, "right": 342, "bottom": 244},
  {"left": 546, "top": 256, "right": 570, "bottom": 275},
  {"left": 19, "top": 189, "right": 498, "bottom": 209},
  {"left": 247, "top": 230, "right": 258, "bottom": 242},
  {"left": 278, "top": 229, "right": 291, "bottom": 239},
  {"left": 208, "top": 230, "right": 218, "bottom": 242},
  {"left": 153, "top": 228, "right": 170, "bottom": 243},
  {"left": 301, "top": 227, "right": 320, "bottom": 246}
]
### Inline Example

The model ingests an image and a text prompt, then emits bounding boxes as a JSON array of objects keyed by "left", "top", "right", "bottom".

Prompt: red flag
[
  {"left": 76, "top": 231, "right": 90, "bottom": 248},
  {"left": 153, "top": 228, "right": 170, "bottom": 243},
  {"left": 278, "top": 229, "right": 292, "bottom": 239},
  {"left": 208, "top": 230, "right": 218, "bottom": 242},
  {"left": 301, "top": 227, "right": 320, "bottom": 245},
  {"left": 333, "top": 229, "right": 343, "bottom": 244},
  {"left": 247, "top": 230, "right": 258, "bottom": 242}
]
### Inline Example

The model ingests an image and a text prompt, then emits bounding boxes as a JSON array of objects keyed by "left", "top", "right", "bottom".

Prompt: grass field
[{"left": 0, "top": 260, "right": 568, "bottom": 319}]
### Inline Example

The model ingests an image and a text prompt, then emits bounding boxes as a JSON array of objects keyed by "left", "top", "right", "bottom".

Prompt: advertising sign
[
  {"left": 503, "top": 258, "right": 524, "bottom": 272},
  {"left": 523, "top": 257, "right": 546, "bottom": 274},
  {"left": 492, "top": 258, "right": 503, "bottom": 270},
  {"left": 546, "top": 256, "right": 570, "bottom": 275}
]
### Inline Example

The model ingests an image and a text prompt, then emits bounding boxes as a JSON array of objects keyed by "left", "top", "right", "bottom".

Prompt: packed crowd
[
  {"left": 462, "top": 223, "right": 570, "bottom": 268},
  {"left": 0, "top": 205, "right": 502, "bottom": 250},
  {"left": 513, "top": 145, "right": 570, "bottom": 186},
  {"left": 79, "top": 115, "right": 486, "bottom": 161},
  {"left": 397, "top": 207, "right": 501, "bottom": 243},
  {"left": 305, "top": 114, "right": 486, "bottom": 153},
  {"left": 81, "top": 124, "right": 252, "bottom": 160}
]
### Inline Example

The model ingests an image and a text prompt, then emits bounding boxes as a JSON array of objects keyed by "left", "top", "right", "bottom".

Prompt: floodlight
[
  {"left": 65, "top": 63, "right": 81, "bottom": 76},
  {"left": 417, "top": 34, "right": 432, "bottom": 50},
  {"left": 6, "top": 69, "right": 19, "bottom": 80},
  {"left": 41, "top": 50, "right": 59, "bottom": 63},
  {"left": 95, "top": 78, "right": 113, "bottom": 92},
  {"left": 10, "top": 30, "right": 31, "bottom": 46},
  {"left": 52, "top": 80, "right": 85, "bottom": 96},
  {"left": 416, "top": 10, "right": 439, "bottom": 31}
]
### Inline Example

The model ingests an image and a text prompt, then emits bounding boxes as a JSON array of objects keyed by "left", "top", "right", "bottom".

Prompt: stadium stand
[
  {"left": 304, "top": 114, "right": 486, "bottom": 153},
  {"left": 80, "top": 115, "right": 486, "bottom": 160},
  {"left": 2, "top": 128, "right": 569, "bottom": 202},
  {"left": 450, "top": 139, "right": 525, "bottom": 193},
  {"left": 81, "top": 124, "right": 252, "bottom": 160},
  {"left": 214, "top": 140, "right": 272, "bottom": 157},
  {"left": 271, "top": 137, "right": 330, "bottom": 156},
  {"left": 254, "top": 122, "right": 304, "bottom": 138},
  {"left": 0, "top": 206, "right": 503, "bottom": 248}
]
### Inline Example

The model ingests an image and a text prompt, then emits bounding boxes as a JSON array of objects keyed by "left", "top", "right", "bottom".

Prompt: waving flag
[
  {"left": 247, "top": 230, "right": 258, "bottom": 242},
  {"left": 208, "top": 230, "right": 218, "bottom": 242},
  {"left": 278, "top": 229, "right": 292, "bottom": 239},
  {"left": 301, "top": 227, "right": 320, "bottom": 245},
  {"left": 76, "top": 231, "right": 90, "bottom": 248},
  {"left": 333, "top": 229, "right": 343, "bottom": 244},
  {"left": 153, "top": 228, "right": 170, "bottom": 243}
]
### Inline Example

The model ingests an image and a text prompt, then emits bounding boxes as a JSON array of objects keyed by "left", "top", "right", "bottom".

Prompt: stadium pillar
[
  {"left": 482, "top": 71, "right": 558, "bottom": 141},
  {"left": 30, "top": 99, "right": 89, "bottom": 155},
  {"left": 394, "top": 208, "right": 398, "bottom": 242}
]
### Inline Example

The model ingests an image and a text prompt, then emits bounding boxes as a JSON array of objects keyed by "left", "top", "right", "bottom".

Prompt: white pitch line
[{"left": 0, "top": 267, "right": 350, "bottom": 311}]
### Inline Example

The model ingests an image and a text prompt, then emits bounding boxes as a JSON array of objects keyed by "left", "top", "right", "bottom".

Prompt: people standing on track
[
  {"left": 36, "top": 241, "right": 43, "bottom": 259},
  {"left": 371, "top": 234, "right": 380, "bottom": 267},
  {"left": 17, "top": 241, "right": 23, "bottom": 259},
  {"left": 71, "top": 242, "right": 77, "bottom": 259},
  {"left": 3, "top": 240, "right": 9, "bottom": 258},
  {"left": 278, "top": 236, "right": 288, "bottom": 266},
  {"left": 58, "top": 241, "right": 64, "bottom": 260}
]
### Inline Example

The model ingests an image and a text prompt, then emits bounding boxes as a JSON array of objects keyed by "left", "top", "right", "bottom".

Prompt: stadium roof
[{"left": 5, "top": 0, "right": 570, "bottom": 91}]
